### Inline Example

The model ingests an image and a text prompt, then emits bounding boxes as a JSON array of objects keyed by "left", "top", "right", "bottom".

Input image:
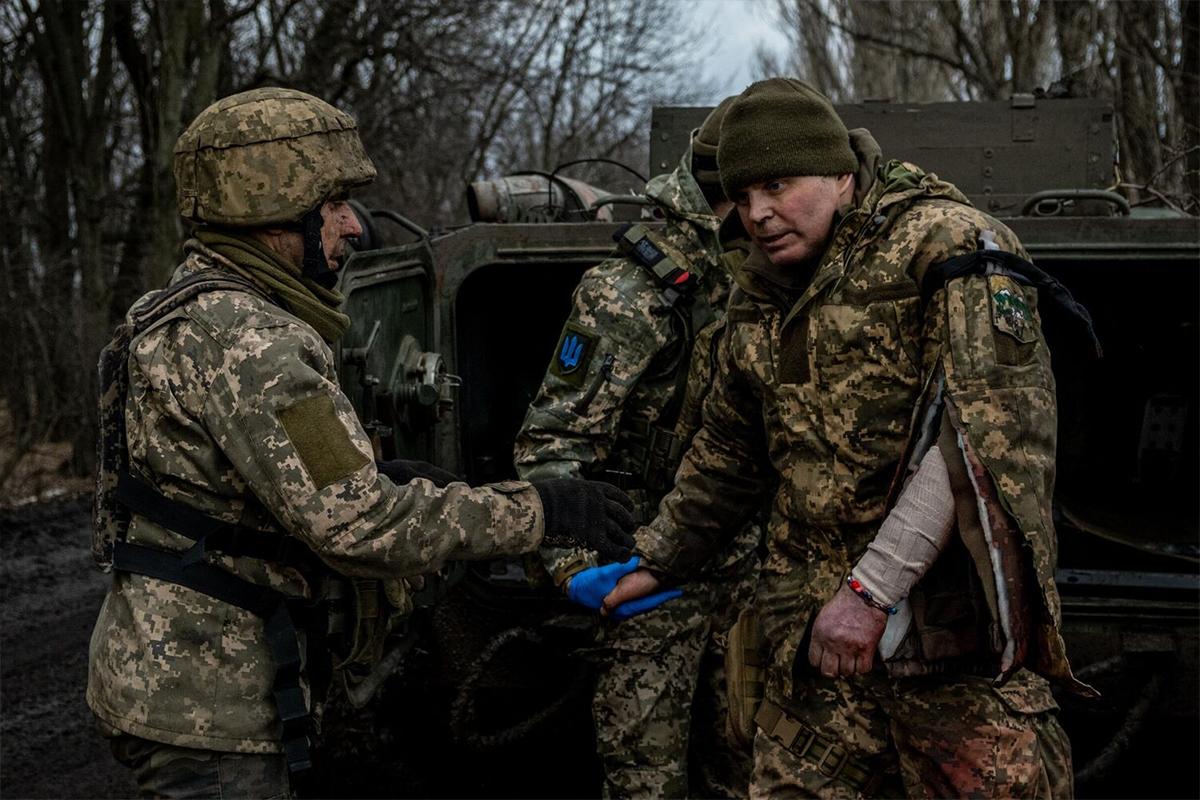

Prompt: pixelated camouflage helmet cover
[{"left": 174, "top": 87, "right": 377, "bottom": 227}]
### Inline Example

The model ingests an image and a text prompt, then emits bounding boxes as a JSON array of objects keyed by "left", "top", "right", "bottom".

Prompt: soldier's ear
[{"left": 834, "top": 173, "right": 855, "bottom": 200}]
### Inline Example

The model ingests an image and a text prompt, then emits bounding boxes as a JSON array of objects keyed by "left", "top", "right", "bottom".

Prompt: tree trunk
[
  {"left": 1115, "top": 1, "right": 1163, "bottom": 198},
  {"left": 1181, "top": 0, "right": 1199, "bottom": 211}
]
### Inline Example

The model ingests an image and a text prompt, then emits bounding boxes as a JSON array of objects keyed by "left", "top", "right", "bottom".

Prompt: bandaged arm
[{"left": 851, "top": 445, "right": 956, "bottom": 608}]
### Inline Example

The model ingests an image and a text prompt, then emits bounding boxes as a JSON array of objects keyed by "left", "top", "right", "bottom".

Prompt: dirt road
[
  {"left": 0, "top": 495, "right": 135, "bottom": 798},
  {"left": 2, "top": 495, "right": 1194, "bottom": 799},
  {"left": 0, "top": 496, "right": 596, "bottom": 799}
]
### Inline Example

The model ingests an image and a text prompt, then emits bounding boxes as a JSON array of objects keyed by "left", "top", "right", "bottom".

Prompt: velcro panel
[{"left": 278, "top": 393, "right": 370, "bottom": 489}]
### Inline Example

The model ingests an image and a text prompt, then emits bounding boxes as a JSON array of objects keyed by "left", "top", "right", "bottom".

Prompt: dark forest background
[{"left": 1, "top": 0, "right": 1196, "bottom": 500}]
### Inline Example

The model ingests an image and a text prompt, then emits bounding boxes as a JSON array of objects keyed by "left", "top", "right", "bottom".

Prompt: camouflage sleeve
[
  {"left": 904, "top": 205, "right": 1055, "bottom": 579},
  {"left": 514, "top": 259, "right": 675, "bottom": 479},
  {"left": 514, "top": 260, "right": 676, "bottom": 580},
  {"left": 204, "top": 320, "right": 543, "bottom": 579},
  {"left": 635, "top": 313, "right": 772, "bottom": 579},
  {"left": 906, "top": 204, "right": 1078, "bottom": 685}
]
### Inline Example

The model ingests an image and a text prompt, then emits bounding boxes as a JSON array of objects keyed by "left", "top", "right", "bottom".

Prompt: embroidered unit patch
[
  {"left": 550, "top": 324, "right": 596, "bottom": 385},
  {"left": 560, "top": 334, "right": 585, "bottom": 371},
  {"left": 989, "top": 274, "right": 1036, "bottom": 343}
]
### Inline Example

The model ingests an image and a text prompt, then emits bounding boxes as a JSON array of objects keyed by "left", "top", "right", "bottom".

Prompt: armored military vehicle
[{"left": 324, "top": 97, "right": 1198, "bottom": 798}]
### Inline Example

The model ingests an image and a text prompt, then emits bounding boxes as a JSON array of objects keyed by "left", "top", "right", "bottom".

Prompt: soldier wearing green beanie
[
  {"left": 717, "top": 77, "right": 857, "bottom": 199},
  {"left": 602, "top": 77, "right": 1084, "bottom": 798},
  {"left": 691, "top": 94, "right": 736, "bottom": 208}
]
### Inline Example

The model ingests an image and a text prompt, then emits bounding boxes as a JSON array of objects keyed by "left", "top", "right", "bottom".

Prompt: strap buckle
[
  {"left": 814, "top": 741, "right": 851, "bottom": 781},
  {"left": 755, "top": 699, "right": 870, "bottom": 792}
]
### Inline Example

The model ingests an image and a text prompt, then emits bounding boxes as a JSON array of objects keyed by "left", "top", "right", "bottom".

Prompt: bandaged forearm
[{"left": 852, "top": 445, "right": 956, "bottom": 608}]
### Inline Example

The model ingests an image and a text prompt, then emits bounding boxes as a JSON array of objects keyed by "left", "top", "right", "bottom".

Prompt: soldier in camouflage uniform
[
  {"left": 604, "top": 78, "right": 1092, "bottom": 798},
  {"left": 514, "top": 100, "right": 759, "bottom": 798},
  {"left": 87, "top": 87, "right": 635, "bottom": 798}
]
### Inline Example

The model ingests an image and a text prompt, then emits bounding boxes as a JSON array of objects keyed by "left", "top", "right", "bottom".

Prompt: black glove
[
  {"left": 376, "top": 459, "right": 461, "bottom": 489},
  {"left": 533, "top": 479, "right": 637, "bottom": 563}
]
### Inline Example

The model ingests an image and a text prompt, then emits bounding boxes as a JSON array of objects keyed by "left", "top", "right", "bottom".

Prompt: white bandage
[{"left": 852, "top": 445, "right": 956, "bottom": 608}]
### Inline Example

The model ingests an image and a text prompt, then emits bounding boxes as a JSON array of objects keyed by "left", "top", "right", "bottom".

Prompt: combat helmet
[{"left": 174, "top": 87, "right": 377, "bottom": 286}]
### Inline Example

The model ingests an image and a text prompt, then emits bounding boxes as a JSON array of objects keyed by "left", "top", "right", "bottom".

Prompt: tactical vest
[
  {"left": 606, "top": 223, "right": 721, "bottom": 500},
  {"left": 94, "top": 270, "right": 405, "bottom": 773}
]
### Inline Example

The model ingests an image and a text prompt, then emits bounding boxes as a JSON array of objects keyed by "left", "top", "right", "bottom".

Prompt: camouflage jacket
[
  {"left": 87, "top": 245, "right": 544, "bottom": 753},
  {"left": 637, "top": 149, "right": 1081, "bottom": 692},
  {"left": 514, "top": 154, "right": 759, "bottom": 586}
]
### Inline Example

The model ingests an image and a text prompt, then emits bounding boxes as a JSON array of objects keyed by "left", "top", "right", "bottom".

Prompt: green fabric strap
[{"left": 192, "top": 229, "right": 351, "bottom": 342}]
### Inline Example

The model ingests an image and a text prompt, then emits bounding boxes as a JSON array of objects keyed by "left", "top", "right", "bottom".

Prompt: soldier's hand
[
  {"left": 808, "top": 582, "right": 887, "bottom": 677},
  {"left": 568, "top": 556, "right": 641, "bottom": 609},
  {"left": 609, "top": 587, "right": 683, "bottom": 621},
  {"left": 568, "top": 556, "right": 682, "bottom": 619},
  {"left": 533, "top": 479, "right": 636, "bottom": 562},
  {"left": 601, "top": 567, "right": 662, "bottom": 613},
  {"left": 376, "top": 459, "right": 461, "bottom": 488}
]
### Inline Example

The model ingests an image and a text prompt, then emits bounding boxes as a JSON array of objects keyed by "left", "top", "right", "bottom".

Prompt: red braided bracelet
[{"left": 846, "top": 575, "right": 898, "bottom": 615}]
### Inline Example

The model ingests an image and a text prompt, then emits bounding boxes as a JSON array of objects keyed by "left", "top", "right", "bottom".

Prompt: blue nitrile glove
[
  {"left": 610, "top": 588, "right": 684, "bottom": 621},
  {"left": 567, "top": 556, "right": 641, "bottom": 609}
]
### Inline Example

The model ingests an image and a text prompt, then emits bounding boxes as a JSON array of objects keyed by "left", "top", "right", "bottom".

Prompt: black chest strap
[
  {"left": 111, "top": 540, "right": 315, "bottom": 773},
  {"left": 113, "top": 469, "right": 326, "bottom": 774},
  {"left": 115, "top": 470, "right": 321, "bottom": 573}
]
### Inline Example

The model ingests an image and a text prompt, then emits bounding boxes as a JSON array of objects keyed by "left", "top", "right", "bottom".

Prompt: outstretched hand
[
  {"left": 807, "top": 582, "right": 887, "bottom": 678},
  {"left": 569, "top": 558, "right": 682, "bottom": 620},
  {"left": 601, "top": 567, "right": 663, "bottom": 614},
  {"left": 534, "top": 479, "right": 636, "bottom": 562},
  {"left": 567, "top": 556, "right": 641, "bottom": 609}
]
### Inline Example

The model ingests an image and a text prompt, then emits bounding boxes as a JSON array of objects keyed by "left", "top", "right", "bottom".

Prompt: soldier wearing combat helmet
[
  {"left": 605, "top": 77, "right": 1099, "bottom": 797},
  {"left": 87, "top": 87, "right": 636, "bottom": 797}
]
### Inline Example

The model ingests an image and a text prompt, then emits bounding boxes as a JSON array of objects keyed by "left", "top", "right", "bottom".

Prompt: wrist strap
[{"left": 846, "top": 575, "right": 898, "bottom": 615}]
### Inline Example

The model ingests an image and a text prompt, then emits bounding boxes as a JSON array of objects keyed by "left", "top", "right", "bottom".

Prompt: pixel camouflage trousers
[
  {"left": 751, "top": 552, "right": 1072, "bottom": 799},
  {"left": 753, "top": 669, "right": 1073, "bottom": 799},
  {"left": 590, "top": 562, "right": 757, "bottom": 799}
]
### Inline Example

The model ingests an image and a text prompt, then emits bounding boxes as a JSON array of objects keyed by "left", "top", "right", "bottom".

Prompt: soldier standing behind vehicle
[
  {"left": 604, "top": 78, "right": 1097, "bottom": 798},
  {"left": 514, "top": 100, "right": 760, "bottom": 799},
  {"left": 87, "top": 87, "right": 636, "bottom": 799}
]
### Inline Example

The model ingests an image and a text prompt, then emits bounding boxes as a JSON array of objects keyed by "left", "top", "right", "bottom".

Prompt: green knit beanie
[
  {"left": 718, "top": 78, "right": 857, "bottom": 197},
  {"left": 691, "top": 96, "right": 736, "bottom": 192}
]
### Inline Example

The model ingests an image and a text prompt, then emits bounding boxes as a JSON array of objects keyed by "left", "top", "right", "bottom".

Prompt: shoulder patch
[
  {"left": 614, "top": 223, "right": 692, "bottom": 293},
  {"left": 549, "top": 323, "right": 597, "bottom": 386},
  {"left": 278, "top": 393, "right": 371, "bottom": 489},
  {"left": 988, "top": 274, "right": 1036, "bottom": 344}
]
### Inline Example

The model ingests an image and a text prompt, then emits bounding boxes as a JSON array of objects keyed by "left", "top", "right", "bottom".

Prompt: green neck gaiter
[{"left": 192, "top": 229, "right": 351, "bottom": 342}]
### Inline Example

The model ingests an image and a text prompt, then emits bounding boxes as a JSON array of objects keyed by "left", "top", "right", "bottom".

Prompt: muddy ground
[
  {"left": 1, "top": 495, "right": 137, "bottom": 798},
  {"left": 0, "top": 494, "right": 599, "bottom": 799},
  {"left": 2, "top": 494, "right": 1196, "bottom": 799}
]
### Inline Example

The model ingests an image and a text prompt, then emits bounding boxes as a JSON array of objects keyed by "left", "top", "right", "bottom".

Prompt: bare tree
[
  {"left": 485, "top": 0, "right": 711, "bottom": 192},
  {"left": 111, "top": 0, "right": 243, "bottom": 296},
  {"left": 1, "top": 0, "right": 708, "bottom": 491},
  {"left": 3, "top": 0, "right": 119, "bottom": 476},
  {"left": 763, "top": 0, "right": 1197, "bottom": 213}
]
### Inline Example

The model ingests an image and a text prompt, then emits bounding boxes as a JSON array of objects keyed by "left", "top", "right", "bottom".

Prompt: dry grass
[{"left": 0, "top": 404, "right": 93, "bottom": 508}]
